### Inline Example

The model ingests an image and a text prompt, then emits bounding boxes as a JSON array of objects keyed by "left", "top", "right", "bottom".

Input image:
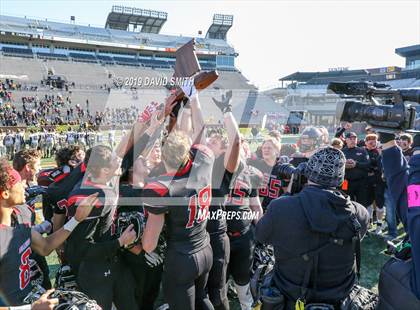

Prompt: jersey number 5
[{"left": 186, "top": 185, "right": 212, "bottom": 229}]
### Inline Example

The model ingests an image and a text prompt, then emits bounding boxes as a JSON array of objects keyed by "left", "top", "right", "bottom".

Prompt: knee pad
[{"left": 378, "top": 258, "right": 420, "bottom": 310}]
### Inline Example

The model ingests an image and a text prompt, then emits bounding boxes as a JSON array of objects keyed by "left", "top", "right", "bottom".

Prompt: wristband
[
  {"left": 10, "top": 305, "right": 31, "bottom": 310},
  {"left": 63, "top": 217, "right": 80, "bottom": 232}
]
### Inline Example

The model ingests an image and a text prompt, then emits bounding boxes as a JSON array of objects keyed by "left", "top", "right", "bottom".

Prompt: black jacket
[
  {"left": 342, "top": 146, "right": 370, "bottom": 181},
  {"left": 256, "top": 185, "right": 369, "bottom": 306}
]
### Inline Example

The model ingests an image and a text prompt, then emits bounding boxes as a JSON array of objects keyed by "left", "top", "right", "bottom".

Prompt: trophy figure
[{"left": 170, "top": 38, "right": 219, "bottom": 102}]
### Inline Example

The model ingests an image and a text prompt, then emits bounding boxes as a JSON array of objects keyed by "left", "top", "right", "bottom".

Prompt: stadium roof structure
[
  {"left": 105, "top": 6, "right": 167, "bottom": 34},
  {"left": 395, "top": 44, "right": 420, "bottom": 57},
  {"left": 278, "top": 68, "right": 392, "bottom": 84},
  {"left": 0, "top": 15, "right": 235, "bottom": 55},
  {"left": 279, "top": 72, "right": 318, "bottom": 82},
  {"left": 206, "top": 14, "right": 233, "bottom": 40}
]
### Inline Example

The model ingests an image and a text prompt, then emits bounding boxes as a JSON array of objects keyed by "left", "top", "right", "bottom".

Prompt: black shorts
[
  {"left": 163, "top": 244, "right": 214, "bottom": 310},
  {"left": 122, "top": 252, "right": 163, "bottom": 310},
  {"left": 346, "top": 179, "right": 369, "bottom": 208},
  {"left": 366, "top": 179, "right": 385, "bottom": 209},
  {"left": 77, "top": 258, "right": 137, "bottom": 310},
  {"left": 207, "top": 233, "right": 230, "bottom": 309},
  {"left": 228, "top": 228, "right": 255, "bottom": 285}
]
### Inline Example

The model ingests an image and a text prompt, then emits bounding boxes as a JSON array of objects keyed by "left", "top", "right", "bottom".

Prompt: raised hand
[
  {"left": 74, "top": 193, "right": 99, "bottom": 222},
  {"left": 212, "top": 90, "right": 233, "bottom": 113}
]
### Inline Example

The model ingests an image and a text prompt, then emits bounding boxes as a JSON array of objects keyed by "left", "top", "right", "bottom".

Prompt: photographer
[
  {"left": 377, "top": 132, "right": 420, "bottom": 308},
  {"left": 255, "top": 147, "right": 373, "bottom": 309}
]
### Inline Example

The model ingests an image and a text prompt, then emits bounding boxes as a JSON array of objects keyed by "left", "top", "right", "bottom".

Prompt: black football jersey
[
  {"left": 225, "top": 161, "right": 263, "bottom": 234},
  {"left": 67, "top": 176, "right": 119, "bottom": 241},
  {"left": 207, "top": 155, "right": 232, "bottom": 235},
  {"left": 247, "top": 158, "right": 284, "bottom": 210},
  {"left": 64, "top": 175, "right": 119, "bottom": 267},
  {"left": 47, "top": 163, "right": 86, "bottom": 216},
  {"left": 142, "top": 144, "right": 214, "bottom": 255},
  {"left": 0, "top": 224, "right": 32, "bottom": 306},
  {"left": 37, "top": 168, "right": 57, "bottom": 187}
]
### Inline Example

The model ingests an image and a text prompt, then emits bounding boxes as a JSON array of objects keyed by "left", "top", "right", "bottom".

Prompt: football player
[
  {"left": 142, "top": 88, "right": 215, "bottom": 310},
  {"left": 206, "top": 90, "right": 241, "bottom": 310},
  {"left": 225, "top": 148, "right": 264, "bottom": 310},
  {"left": 0, "top": 159, "right": 97, "bottom": 306},
  {"left": 64, "top": 144, "right": 138, "bottom": 310},
  {"left": 248, "top": 137, "right": 285, "bottom": 211}
]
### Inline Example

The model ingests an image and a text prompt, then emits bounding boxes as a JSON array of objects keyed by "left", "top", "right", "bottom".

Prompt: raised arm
[
  {"left": 180, "top": 82, "right": 206, "bottom": 144},
  {"left": 31, "top": 193, "right": 98, "bottom": 256},
  {"left": 212, "top": 90, "right": 241, "bottom": 173}
]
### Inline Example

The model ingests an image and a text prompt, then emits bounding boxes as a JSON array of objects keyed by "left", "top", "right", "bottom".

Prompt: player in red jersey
[{"left": 0, "top": 158, "right": 97, "bottom": 307}]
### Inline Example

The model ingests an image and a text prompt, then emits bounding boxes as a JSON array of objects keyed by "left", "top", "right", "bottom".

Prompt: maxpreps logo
[{"left": 198, "top": 209, "right": 260, "bottom": 221}]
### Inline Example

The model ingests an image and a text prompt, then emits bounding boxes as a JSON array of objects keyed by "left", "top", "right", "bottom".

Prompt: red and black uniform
[
  {"left": 226, "top": 161, "right": 263, "bottom": 285},
  {"left": 207, "top": 155, "right": 232, "bottom": 310},
  {"left": 248, "top": 158, "right": 284, "bottom": 211},
  {"left": 11, "top": 206, "right": 51, "bottom": 290},
  {"left": 366, "top": 148, "right": 385, "bottom": 209},
  {"left": 142, "top": 144, "right": 215, "bottom": 310},
  {"left": 64, "top": 176, "right": 137, "bottom": 310},
  {"left": 47, "top": 163, "right": 86, "bottom": 220},
  {"left": 0, "top": 224, "right": 33, "bottom": 306},
  {"left": 38, "top": 167, "right": 70, "bottom": 222}
]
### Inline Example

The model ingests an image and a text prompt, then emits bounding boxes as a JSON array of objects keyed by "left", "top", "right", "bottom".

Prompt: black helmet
[{"left": 298, "top": 126, "right": 323, "bottom": 153}]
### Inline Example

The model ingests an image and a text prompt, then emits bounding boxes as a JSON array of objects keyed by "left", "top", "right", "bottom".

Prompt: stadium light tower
[
  {"left": 105, "top": 5, "right": 168, "bottom": 34},
  {"left": 205, "top": 14, "right": 233, "bottom": 40}
]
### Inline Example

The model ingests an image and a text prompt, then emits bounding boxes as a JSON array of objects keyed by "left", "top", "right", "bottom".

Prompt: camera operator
[
  {"left": 255, "top": 147, "right": 374, "bottom": 309},
  {"left": 377, "top": 132, "right": 420, "bottom": 309},
  {"left": 342, "top": 132, "right": 371, "bottom": 208}
]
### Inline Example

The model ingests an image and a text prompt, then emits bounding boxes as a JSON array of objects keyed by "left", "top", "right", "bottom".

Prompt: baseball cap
[{"left": 345, "top": 132, "right": 357, "bottom": 139}]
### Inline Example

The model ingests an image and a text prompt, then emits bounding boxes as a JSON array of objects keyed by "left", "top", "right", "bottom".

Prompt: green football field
[{"left": 45, "top": 232, "right": 394, "bottom": 309}]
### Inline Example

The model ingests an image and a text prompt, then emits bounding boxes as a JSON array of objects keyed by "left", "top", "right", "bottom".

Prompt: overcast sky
[{"left": 1, "top": 0, "right": 419, "bottom": 88}]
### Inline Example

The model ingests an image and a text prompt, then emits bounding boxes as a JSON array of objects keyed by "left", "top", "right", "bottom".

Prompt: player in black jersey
[
  {"left": 205, "top": 89, "right": 241, "bottom": 310},
  {"left": 39, "top": 145, "right": 85, "bottom": 224},
  {"left": 248, "top": 137, "right": 285, "bottom": 211},
  {"left": 118, "top": 161, "right": 165, "bottom": 310},
  {"left": 64, "top": 145, "right": 138, "bottom": 310},
  {"left": 142, "top": 87, "right": 215, "bottom": 310},
  {"left": 117, "top": 111, "right": 167, "bottom": 310},
  {"left": 0, "top": 159, "right": 97, "bottom": 307},
  {"left": 225, "top": 158, "right": 263, "bottom": 310}
]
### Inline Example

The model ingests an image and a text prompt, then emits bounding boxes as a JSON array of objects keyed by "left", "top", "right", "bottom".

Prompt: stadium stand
[
  {"left": 0, "top": 11, "right": 284, "bottom": 126},
  {"left": 0, "top": 55, "right": 45, "bottom": 82},
  {"left": 36, "top": 52, "right": 69, "bottom": 60}
]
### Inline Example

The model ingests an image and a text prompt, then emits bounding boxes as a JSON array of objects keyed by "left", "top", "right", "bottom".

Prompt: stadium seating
[
  {"left": 36, "top": 52, "right": 69, "bottom": 60},
  {"left": 97, "top": 55, "right": 114, "bottom": 64},
  {"left": 41, "top": 60, "right": 110, "bottom": 86},
  {"left": 2, "top": 46, "right": 33, "bottom": 58},
  {"left": 0, "top": 55, "right": 45, "bottom": 82},
  {"left": 69, "top": 52, "right": 97, "bottom": 63},
  {"left": 113, "top": 57, "right": 139, "bottom": 66}
]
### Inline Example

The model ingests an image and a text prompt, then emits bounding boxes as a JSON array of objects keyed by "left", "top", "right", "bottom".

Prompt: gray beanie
[{"left": 305, "top": 146, "right": 346, "bottom": 188}]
